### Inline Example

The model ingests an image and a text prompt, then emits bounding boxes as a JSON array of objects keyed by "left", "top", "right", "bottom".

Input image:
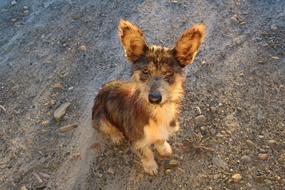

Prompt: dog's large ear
[
  {"left": 174, "top": 24, "right": 205, "bottom": 67},
  {"left": 118, "top": 20, "right": 147, "bottom": 62}
]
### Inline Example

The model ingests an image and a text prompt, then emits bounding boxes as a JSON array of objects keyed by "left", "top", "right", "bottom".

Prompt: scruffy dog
[{"left": 92, "top": 20, "right": 205, "bottom": 175}]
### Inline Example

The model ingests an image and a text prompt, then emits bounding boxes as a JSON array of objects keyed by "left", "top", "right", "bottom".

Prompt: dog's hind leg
[{"left": 95, "top": 117, "right": 125, "bottom": 145}]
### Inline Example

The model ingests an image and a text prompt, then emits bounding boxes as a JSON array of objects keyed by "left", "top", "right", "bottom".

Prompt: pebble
[
  {"left": 11, "top": 18, "right": 17, "bottom": 22},
  {"left": 246, "top": 139, "right": 256, "bottom": 147},
  {"left": 169, "top": 159, "right": 178, "bottom": 166},
  {"left": 271, "top": 24, "right": 278, "bottom": 31},
  {"left": 20, "top": 186, "right": 28, "bottom": 190},
  {"left": 54, "top": 102, "right": 71, "bottom": 120},
  {"left": 38, "top": 172, "right": 50, "bottom": 179},
  {"left": 79, "top": 45, "right": 87, "bottom": 52},
  {"left": 195, "top": 115, "right": 206, "bottom": 125},
  {"left": 233, "top": 36, "right": 244, "bottom": 45},
  {"left": 23, "top": 6, "right": 28, "bottom": 9},
  {"left": 258, "top": 153, "right": 269, "bottom": 160},
  {"left": 210, "top": 106, "right": 217, "bottom": 112},
  {"left": 51, "top": 82, "right": 64, "bottom": 89},
  {"left": 232, "top": 173, "right": 242, "bottom": 182},
  {"left": 200, "top": 126, "right": 207, "bottom": 132},
  {"left": 241, "top": 155, "right": 251, "bottom": 163},
  {"left": 33, "top": 172, "right": 43, "bottom": 183},
  {"left": 11, "top": 0, "right": 17, "bottom": 6},
  {"left": 23, "top": 10, "right": 29, "bottom": 15},
  {"left": 195, "top": 106, "right": 202, "bottom": 115},
  {"left": 59, "top": 124, "right": 78, "bottom": 133},
  {"left": 41, "top": 120, "right": 49, "bottom": 127},
  {"left": 50, "top": 99, "right": 56, "bottom": 105},
  {"left": 107, "top": 168, "right": 115, "bottom": 175},
  {"left": 268, "top": 139, "right": 277, "bottom": 145},
  {"left": 165, "top": 169, "right": 171, "bottom": 174}
]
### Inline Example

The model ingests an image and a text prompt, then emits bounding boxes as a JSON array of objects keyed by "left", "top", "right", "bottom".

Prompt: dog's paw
[
  {"left": 156, "top": 141, "right": 172, "bottom": 157},
  {"left": 143, "top": 159, "right": 158, "bottom": 176}
]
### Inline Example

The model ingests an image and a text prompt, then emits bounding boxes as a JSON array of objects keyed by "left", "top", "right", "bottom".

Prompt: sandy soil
[{"left": 0, "top": 0, "right": 284, "bottom": 190}]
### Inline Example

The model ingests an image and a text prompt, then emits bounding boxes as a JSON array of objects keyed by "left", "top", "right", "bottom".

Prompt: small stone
[
  {"left": 79, "top": 45, "right": 87, "bottom": 52},
  {"left": 233, "top": 36, "right": 243, "bottom": 45},
  {"left": 23, "top": 10, "right": 29, "bottom": 15},
  {"left": 169, "top": 159, "right": 178, "bottom": 166},
  {"left": 232, "top": 173, "right": 242, "bottom": 182},
  {"left": 210, "top": 106, "right": 217, "bottom": 112},
  {"left": 195, "top": 115, "right": 206, "bottom": 125},
  {"left": 201, "top": 60, "right": 206, "bottom": 64},
  {"left": 268, "top": 139, "right": 277, "bottom": 145},
  {"left": 20, "top": 186, "right": 28, "bottom": 190},
  {"left": 107, "top": 168, "right": 115, "bottom": 175},
  {"left": 258, "top": 153, "right": 269, "bottom": 160},
  {"left": 41, "top": 120, "right": 49, "bottom": 127},
  {"left": 165, "top": 169, "right": 171, "bottom": 174},
  {"left": 200, "top": 126, "right": 207, "bottom": 131},
  {"left": 51, "top": 82, "right": 64, "bottom": 89},
  {"left": 210, "top": 128, "right": 216, "bottom": 135},
  {"left": 195, "top": 106, "right": 202, "bottom": 115},
  {"left": 50, "top": 99, "right": 56, "bottom": 105},
  {"left": 11, "top": 18, "right": 17, "bottom": 22},
  {"left": 246, "top": 139, "right": 256, "bottom": 147},
  {"left": 271, "top": 56, "right": 279, "bottom": 60},
  {"left": 71, "top": 14, "right": 82, "bottom": 20},
  {"left": 33, "top": 172, "right": 43, "bottom": 183},
  {"left": 11, "top": 0, "right": 17, "bottom": 6},
  {"left": 59, "top": 124, "right": 78, "bottom": 133},
  {"left": 23, "top": 6, "right": 28, "bottom": 9},
  {"left": 54, "top": 102, "right": 71, "bottom": 120},
  {"left": 38, "top": 172, "right": 50, "bottom": 179},
  {"left": 271, "top": 24, "right": 278, "bottom": 31},
  {"left": 241, "top": 155, "right": 251, "bottom": 163}
]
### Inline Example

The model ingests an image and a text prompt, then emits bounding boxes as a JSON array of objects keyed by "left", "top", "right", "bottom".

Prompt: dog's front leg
[
  {"left": 155, "top": 140, "right": 173, "bottom": 157},
  {"left": 135, "top": 145, "right": 158, "bottom": 175}
]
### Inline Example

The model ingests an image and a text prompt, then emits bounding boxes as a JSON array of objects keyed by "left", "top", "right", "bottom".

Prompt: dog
[{"left": 92, "top": 20, "right": 205, "bottom": 175}]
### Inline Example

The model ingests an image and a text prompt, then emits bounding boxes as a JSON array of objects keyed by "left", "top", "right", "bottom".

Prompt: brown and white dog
[{"left": 92, "top": 20, "right": 205, "bottom": 175}]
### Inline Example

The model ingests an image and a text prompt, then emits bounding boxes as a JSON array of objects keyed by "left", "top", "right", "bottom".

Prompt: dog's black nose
[{"left": 148, "top": 92, "right": 162, "bottom": 104}]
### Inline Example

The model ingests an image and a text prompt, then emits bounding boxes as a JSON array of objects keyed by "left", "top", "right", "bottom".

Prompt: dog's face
[{"left": 118, "top": 20, "right": 205, "bottom": 105}]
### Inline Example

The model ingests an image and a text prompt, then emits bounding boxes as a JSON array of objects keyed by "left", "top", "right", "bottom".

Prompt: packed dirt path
[{"left": 0, "top": 0, "right": 284, "bottom": 190}]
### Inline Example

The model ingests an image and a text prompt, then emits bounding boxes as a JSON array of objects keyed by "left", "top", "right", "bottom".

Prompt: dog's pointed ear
[
  {"left": 118, "top": 20, "right": 147, "bottom": 62},
  {"left": 173, "top": 24, "right": 205, "bottom": 67}
]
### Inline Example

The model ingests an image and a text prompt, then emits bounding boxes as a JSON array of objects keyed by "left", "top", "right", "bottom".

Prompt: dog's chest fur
[{"left": 141, "top": 103, "right": 179, "bottom": 146}]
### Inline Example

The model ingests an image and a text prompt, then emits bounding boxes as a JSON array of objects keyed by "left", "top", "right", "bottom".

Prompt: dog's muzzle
[{"left": 148, "top": 92, "right": 162, "bottom": 104}]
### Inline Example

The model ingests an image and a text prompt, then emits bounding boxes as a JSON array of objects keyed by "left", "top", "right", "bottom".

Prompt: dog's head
[{"left": 118, "top": 20, "right": 205, "bottom": 105}]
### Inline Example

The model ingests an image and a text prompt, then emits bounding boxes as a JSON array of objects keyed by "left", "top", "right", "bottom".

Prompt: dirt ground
[{"left": 0, "top": 0, "right": 284, "bottom": 190}]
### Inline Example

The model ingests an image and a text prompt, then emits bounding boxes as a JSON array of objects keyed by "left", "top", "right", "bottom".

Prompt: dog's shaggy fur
[{"left": 92, "top": 20, "right": 205, "bottom": 175}]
